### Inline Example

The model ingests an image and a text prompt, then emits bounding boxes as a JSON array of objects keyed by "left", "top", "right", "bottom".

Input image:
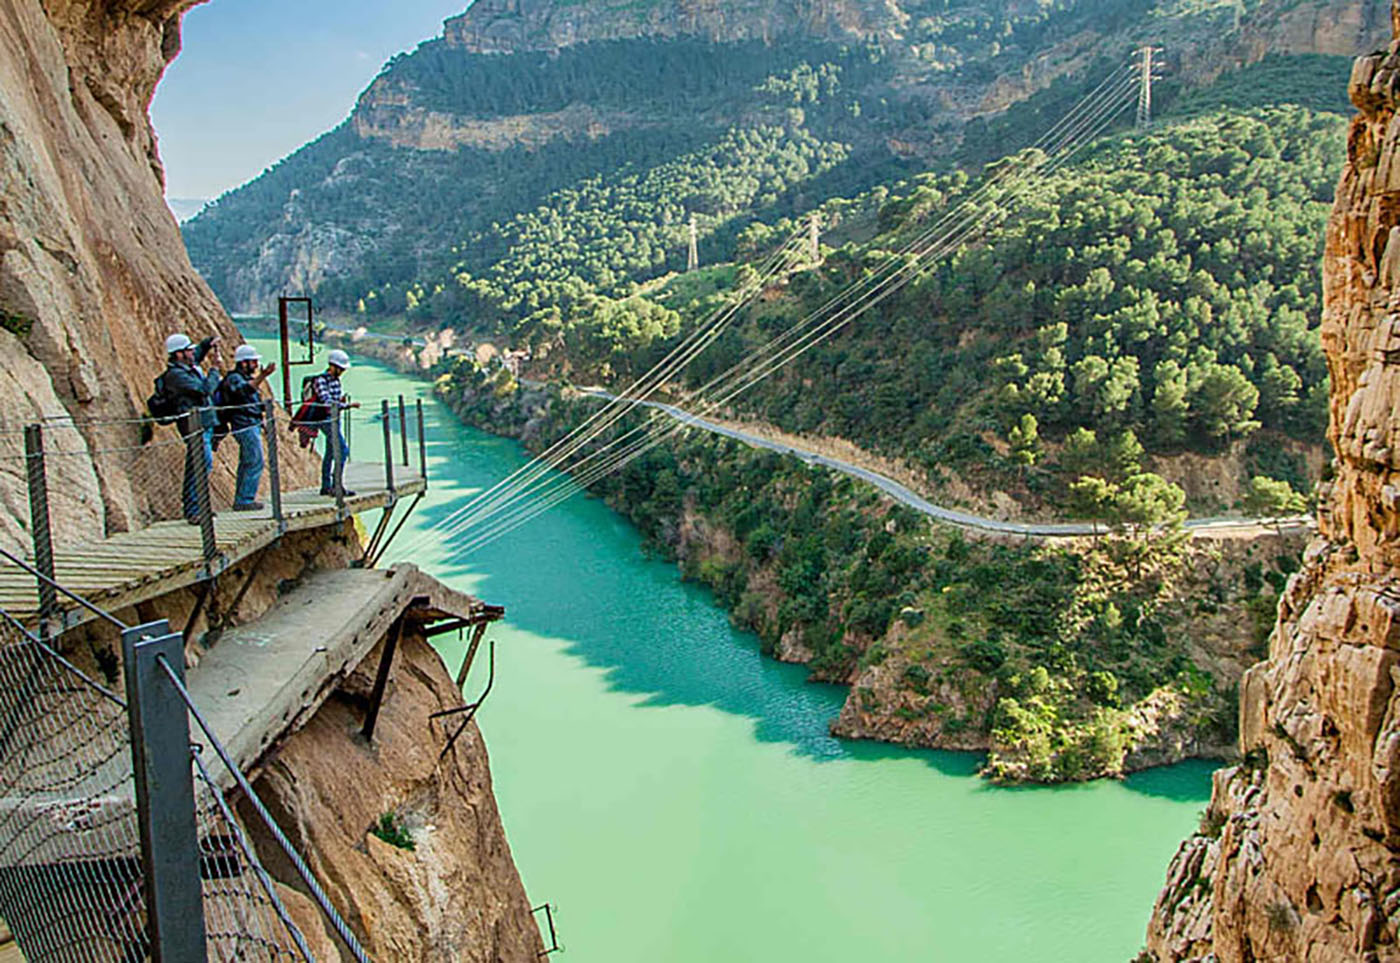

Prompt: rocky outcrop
[
  {"left": 355, "top": 79, "right": 643, "bottom": 151},
  {"left": 1143, "top": 10, "right": 1400, "bottom": 960},
  {"left": 0, "top": 0, "right": 248, "bottom": 544},
  {"left": 245, "top": 630, "right": 543, "bottom": 962},
  {"left": 0, "top": 3, "right": 545, "bottom": 959},
  {"left": 835, "top": 532, "right": 1304, "bottom": 776},
  {"left": 443, "top": 0, "right": 906, "bottom": 54}
]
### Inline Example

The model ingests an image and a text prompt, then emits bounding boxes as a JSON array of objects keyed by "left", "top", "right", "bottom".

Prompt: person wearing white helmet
[
  {"left": 309, "top": 348, "right": 360, "bottom": 497},
  {"left": 216, "top": 344, "right": 278, "bottom": 511},
  {"left": 159, "top": 331, "right": 222, "bottom": 523}
]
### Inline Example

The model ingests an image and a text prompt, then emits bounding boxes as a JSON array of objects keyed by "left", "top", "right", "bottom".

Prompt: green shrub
[
  {"left": 371, "top": 811, "right": 416, "bottom": 852},
  {"left": 960, "top": 638, "right": 1007, "bottom": 673},
  {"left": 0, "top": 311, "right": 32, "bottom": 338}
]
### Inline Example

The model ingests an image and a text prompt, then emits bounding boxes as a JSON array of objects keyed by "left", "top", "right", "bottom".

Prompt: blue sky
[{"left": 152, "top": 0, "right": 471, "bottom": 201}]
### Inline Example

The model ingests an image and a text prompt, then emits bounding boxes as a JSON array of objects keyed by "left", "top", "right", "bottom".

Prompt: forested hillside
[
  {"left": 521, "top": 97, "right": 1343, "bottom": 515},
  {"left": 183, "top": 0, "right": 1380, "bottom": 316}
]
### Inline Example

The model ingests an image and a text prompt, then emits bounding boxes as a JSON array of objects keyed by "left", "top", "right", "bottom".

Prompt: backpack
[
  {"left": 289, "top": 375, "right": 330, "bottom": 450},
  {"left": 146, "top": 372, "right": 180, "bottom": 426},
  {"left": 213, "top": 373, "right": 242, "bottom": 425}
]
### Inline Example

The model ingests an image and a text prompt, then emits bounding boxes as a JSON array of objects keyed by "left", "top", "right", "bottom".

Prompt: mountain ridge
[
  {"left": 183, "top": 0, "right": 1385, "bottom": 319},
  {"left": 442, "top": 0, "right": 905, "bottom": 54}
]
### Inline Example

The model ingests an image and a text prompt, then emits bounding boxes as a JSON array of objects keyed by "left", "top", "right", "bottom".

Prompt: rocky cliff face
[
  {"left": 443, "top": 0, "right": 905, "bottom": 54},
  {"left": 1143, "top": 7, "right": 1400, "bottom": 960},
  {"left": 247, "top": 630, "right": 543, "bottom": 962},
  {"left": 0, "top": 0, "right": 246, "bottom": 546},
  {"left": 0, "top": 4, "right": 545, "bottom": 959}
]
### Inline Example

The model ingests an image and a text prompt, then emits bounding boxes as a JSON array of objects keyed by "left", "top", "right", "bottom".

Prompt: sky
[{"left": 152, "top": 0, "right": 471, "bottom": 203}]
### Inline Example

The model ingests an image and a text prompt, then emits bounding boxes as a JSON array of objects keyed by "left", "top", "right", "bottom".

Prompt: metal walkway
[{"left": 0, "top": 462, "right": 423, "bottom": 633}]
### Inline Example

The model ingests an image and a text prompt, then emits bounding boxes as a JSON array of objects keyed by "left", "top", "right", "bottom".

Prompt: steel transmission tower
[
  {"left": 1136, "top": 46, "right": 1158, "bottom": 129},
  {"left": 809, "top": 212, "right": 822, "bottom": 263},
  {"left": 687, "top": 215, "right": 700, "bottom": 272}
]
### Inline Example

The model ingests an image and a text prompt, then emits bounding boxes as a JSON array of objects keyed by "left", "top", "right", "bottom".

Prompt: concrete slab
[{"left": 186, "top": 563, "right": 480, "bottom": 790}]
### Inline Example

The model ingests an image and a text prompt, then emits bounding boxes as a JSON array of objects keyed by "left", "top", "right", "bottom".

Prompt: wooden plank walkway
[{"left": 0, "top": 462, "right": 424, "bottom": 631}]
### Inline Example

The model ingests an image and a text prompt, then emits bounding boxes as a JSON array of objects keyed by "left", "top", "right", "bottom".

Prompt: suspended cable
[
  {"left": 397, "top": 225, "right": 810, "bottom": 555},
  {"left": 429, "top": 69, "right": 1141, "bottom": 551},
  {"left": 436, "top": 72, "right": 1141, "bottom": 557},
  {"left": 429, "top": 66, "right": 1143, "bottom": 557}
]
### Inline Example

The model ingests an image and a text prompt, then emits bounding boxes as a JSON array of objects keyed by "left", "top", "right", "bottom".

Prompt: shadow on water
[
  {"left": 396, "top": 394, "right": 1209, "bottom": 793},
  {"left": 409, "top": 407, "right": 991, "bottom": 773},
  {"left": 1121, "top": 759, "right": 1218, "bottom": 802}
]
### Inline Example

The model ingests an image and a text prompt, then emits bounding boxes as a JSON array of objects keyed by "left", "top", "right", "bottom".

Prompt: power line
[
  {"left": 429, "top": 69, "right": 1142, "bottom": 557},
  {"left": 433, "top": 70, "right": 1140, "bottom": 557}
]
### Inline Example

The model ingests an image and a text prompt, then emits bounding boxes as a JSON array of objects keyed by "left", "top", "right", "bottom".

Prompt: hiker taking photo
[
  {"left": 154, "top": 333, "right": 221, "bottom": 523},
  {"left": 216, "top": 345, "right": 277, "bottom": 512}
]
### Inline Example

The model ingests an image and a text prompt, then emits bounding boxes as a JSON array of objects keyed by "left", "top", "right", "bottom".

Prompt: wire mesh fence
[{"left": 0, "top": 611, "right": 313, "bottom": 961}]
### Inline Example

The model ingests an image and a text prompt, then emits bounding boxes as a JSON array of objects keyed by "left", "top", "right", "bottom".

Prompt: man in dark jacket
[
  {"left": 162, "top": 332, "right": 221, "bottom": 522},
  {"left": 219, "top": 344, "right": 277, "bottom": 511}
]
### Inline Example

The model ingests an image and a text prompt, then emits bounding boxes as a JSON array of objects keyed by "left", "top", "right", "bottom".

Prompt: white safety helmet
[
  {"left": 233, "top": 345, "right": 261, "bottom": 364},
  {"left": 327, "top": 349, "right": 351, "bottom": 371},
  {"left": 165, "top": 333, "right": 193, "bottom": 355}
]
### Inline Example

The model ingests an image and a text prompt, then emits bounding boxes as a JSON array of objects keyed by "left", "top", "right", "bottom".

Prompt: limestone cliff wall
[
  {"left": 442, "top": 0, "right": 905, "bottom": 54},
  {"left": 1143, "top": 6, "right": 1400, "bottom": 960},
  {"left": 0, "top": 5, "right": 545, "bottom": 960},
  {"left": 245, "top": 630, "right": 543, "bottom": 962},
  {"left": 0, "top": 0, "right": 245, "bottom": 547}
]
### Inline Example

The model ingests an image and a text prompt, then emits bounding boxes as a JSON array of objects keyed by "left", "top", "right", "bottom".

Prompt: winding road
[{"left": 578, "top": 388, "right": 1313, "bottom": 540}]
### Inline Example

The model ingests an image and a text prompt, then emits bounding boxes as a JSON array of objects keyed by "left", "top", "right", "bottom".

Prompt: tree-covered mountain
[
  {"left": 182, "top": 0, "right": 1382, "bottom": 316},
  {"left": 512, "top": 92, "right": 1345, "bottom": 517},
  {"left": 422, "top": 74, "right": 1347, "bottom": 779}
]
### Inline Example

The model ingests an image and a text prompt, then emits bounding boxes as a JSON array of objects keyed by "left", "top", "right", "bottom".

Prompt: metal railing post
[
  {"left": 416, "top": 399, "right": 427, "bottom": 489},
  {"left": 398, "top": 395, "right": 409, "bottom": 467},
  {"left": 331, "top": 409, "right": 346, "bottom": 515},
  {"left": 381, "top": 400, "right": 395, "bottom": 497},
  {"left": 123, "top": 620, "right": 209, "bottom": 963},
  {"left": 23, "top": 424, "right": 57, "bottom": 636},
  {"left": 187, "top": 413, "right": 217, "bottom": 569},
  {"left": 263, "top": 399, "right": 284, "bottom": 532}
]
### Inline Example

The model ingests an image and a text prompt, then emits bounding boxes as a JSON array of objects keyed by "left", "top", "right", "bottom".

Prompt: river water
[{"left": 282, "top": 344, "right": 1211, "bottom": 962}]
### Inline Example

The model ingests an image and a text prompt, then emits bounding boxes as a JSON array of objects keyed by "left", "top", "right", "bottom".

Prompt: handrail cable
[{"left": 155, "top": 653, "right": 374, "bottom": 963}]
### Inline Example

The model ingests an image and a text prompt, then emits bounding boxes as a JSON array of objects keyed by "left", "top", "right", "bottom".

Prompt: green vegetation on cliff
[{"left": 436, "top": 367, "right": 1299, "bottom": 782}]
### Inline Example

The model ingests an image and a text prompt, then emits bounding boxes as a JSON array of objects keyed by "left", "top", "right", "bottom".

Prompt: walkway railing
[
  {"left": 4, "top": 394, "right": 427, "bottom": 634},
  {"left": 0, "top": 559, "right": 371, "bottom": 962}
]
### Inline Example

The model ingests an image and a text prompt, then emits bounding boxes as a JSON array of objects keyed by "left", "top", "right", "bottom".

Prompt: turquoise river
[{"left": 291, "top": 343, "right": 1212, "bottom": 962}]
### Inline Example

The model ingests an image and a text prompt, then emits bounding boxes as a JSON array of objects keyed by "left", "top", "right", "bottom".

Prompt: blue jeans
[
  {"left": 232, "top": 425, "right": 265, "bottom": 507},
  {"left": 320, "top": 422, "right": 348, "bottom": 493},
  {"left": 182, "top": 428, "right": 214, "bottom": 520}
]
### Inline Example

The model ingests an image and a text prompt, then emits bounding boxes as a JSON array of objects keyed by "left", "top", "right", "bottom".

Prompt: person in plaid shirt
[{"left": 311, "top": 349, "right": 360, "bottom": 496}]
